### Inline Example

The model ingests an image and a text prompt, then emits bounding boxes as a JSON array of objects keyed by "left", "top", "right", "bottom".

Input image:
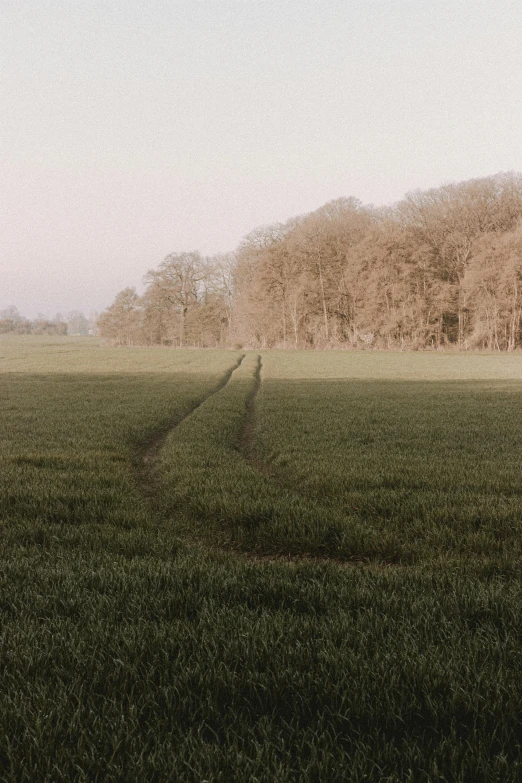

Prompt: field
[{"left": 2, "top": 336, "right": 522, "bottom": 782}]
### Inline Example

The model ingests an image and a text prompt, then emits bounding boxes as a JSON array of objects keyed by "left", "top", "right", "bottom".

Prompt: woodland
[
  {"left": 0, "top": 308, "right": 96, "bottom": 337},
  {"left": 98, "top": 172, "right": 522, "bottom": 350}
]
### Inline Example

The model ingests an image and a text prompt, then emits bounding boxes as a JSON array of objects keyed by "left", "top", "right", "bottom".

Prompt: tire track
[
  {"left": 238, "top": 353, "right": 262, "bottom": 461},
  {"left": 232, "top": 357, "right": 397, "bottom": 566},
  {"left": 237, "top": 354, "right": 303, "bottom": 488},
  {"left": 135, "top": 354, "right": 245, "bottom": 497},
  {"left": 237, "top": 354, "right": 290, "bottom": 483},
  {"left": 135, "top": 352, "right": 384, "bottom": 566}
]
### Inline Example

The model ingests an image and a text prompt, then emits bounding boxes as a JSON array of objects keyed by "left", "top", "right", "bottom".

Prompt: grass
[
  {"left": 158, "top": 350, "right": 522, "bottom": 565},
  {"left": 253, "top": 370, "right": 522, "bottom": 565},
  {"left": 2, "top": 336, "right": 522, "bottom": 781}
]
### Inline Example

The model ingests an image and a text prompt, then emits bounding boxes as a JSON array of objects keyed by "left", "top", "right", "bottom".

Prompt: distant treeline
[
  {"left": 99, "top": 172, "right": 522, "bottom": 350},
  {"left": 0, "top": 308, "right": 98, "bottom": 337}
]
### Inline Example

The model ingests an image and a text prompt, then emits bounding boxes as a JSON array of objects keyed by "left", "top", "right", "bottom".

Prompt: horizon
[
  {"left": 4, "top": 171, "right": 519, "bottom": 321},
  {"left": 3, "top": 0, "right": 522, "bottom": 318}
]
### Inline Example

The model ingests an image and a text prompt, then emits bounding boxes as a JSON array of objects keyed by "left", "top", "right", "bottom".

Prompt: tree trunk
[
  {"left": 180, "top": 307, "right": 187, "bottom": 347},
  {"left": 317, "top": 257, "right": 329, "bottom": 342}
]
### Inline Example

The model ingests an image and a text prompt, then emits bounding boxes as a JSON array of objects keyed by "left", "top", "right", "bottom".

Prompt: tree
[
  {"left": 401, "top": 173, "right": 522, "bottom": 346},
  {"left": 97, "top": 171, "right": 522, "bottom": 351},
  {"left": 144, "top": 252, "right": 207, "bottom": 347},
  {"left": 286, "top": 199, "right": 374, "bottom": 346},
  {"left": 464, "top": 224, "right": 522, "bottom": 350},
  {"left": 97, "top": 288, "right": 142, "bottom": 345},
  {"left": 67, "top": 310, "right": 89, "bottom": 335}
]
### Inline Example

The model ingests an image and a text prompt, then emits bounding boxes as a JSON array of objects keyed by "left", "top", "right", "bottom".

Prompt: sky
[{"left": 2, "top": 0, "right": 522, "bottom": 318}]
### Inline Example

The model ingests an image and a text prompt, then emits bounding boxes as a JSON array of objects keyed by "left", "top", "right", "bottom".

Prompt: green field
[{"left": 2, "top": 336, "right": 522, "bottom": 782}]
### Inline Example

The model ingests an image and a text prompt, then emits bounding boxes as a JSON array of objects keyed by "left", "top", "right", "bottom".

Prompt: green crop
[{"left": 2, "top": 336, "right": 522, "bottom": 782}]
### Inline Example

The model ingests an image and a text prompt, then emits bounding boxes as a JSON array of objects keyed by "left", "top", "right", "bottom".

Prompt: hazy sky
[{"left": 2, "top": 0, "right": 522, "bottom": 317}]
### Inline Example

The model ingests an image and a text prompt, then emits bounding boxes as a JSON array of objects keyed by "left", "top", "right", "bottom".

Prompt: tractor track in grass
[
  {"left": 238, "top": 354, "right": 263, "bottom": 465},
  {"left": 135, "top": 353, "right": 245, "bottom": 498},
  {"left": 135, "top": 353, "right": 387, "bottom": 567},
  {"left": 235, "top": 356, "right": 401, "bottom": 567},
  {"left": 234, "top": 356, "right": 368, "bottom": 567}
]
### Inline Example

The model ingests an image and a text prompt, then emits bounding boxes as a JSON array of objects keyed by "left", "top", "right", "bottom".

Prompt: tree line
[
  {"left": 0, "top": 308, "right": 98, "bottom": 336},
  {"left": 99, "top": 172, "right": 522, "bottom": 350}
]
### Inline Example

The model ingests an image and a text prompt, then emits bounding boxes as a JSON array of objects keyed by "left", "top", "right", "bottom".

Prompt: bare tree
[
  {"left": 98, "top": 288, "right": 142, "bottom": 346},
  {"left": 97, "top": 172, "right": 522, "bottom": 352},
  {"left": 144, "top": 252, "right": 207, "bottom": 347}
]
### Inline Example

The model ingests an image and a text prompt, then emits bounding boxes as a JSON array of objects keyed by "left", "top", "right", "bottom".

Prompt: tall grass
[
  {"left": 157, "top": 349, "right": 522, "bottom": 565},
  {"left": 2, "top": 337, "right": 522, "bottom": 781}
]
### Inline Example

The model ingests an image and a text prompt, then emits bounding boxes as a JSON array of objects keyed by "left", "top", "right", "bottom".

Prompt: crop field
[{"left": 2, "top": 336, "right": 522, "bottom": 782}]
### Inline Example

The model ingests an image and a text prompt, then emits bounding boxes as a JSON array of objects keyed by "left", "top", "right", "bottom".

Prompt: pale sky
[{"left": 2, "top": 0, "right": 522, "bottom": 318}]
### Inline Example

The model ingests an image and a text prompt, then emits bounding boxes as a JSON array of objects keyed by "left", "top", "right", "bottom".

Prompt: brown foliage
[{"left": 99, "top": 172, "right": 522, "bottom": 350}]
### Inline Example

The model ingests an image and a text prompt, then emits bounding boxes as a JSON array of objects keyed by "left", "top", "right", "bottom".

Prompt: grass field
[{"left": 2, "top": 336, "right": 522, "bottom": 781}]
